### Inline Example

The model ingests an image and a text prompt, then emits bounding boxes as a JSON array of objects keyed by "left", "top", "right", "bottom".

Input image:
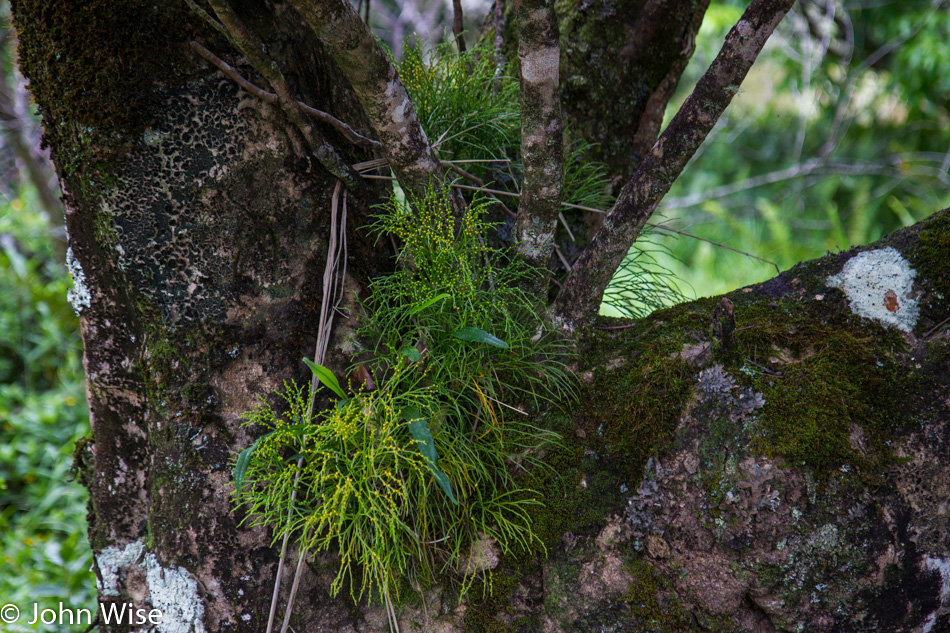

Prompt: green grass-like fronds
[
  {"left": 235, "top": 187, "right": 574, "bottom": 604},
  {"left": 397, "top": 40, "right": 519, "bottom": 175}
]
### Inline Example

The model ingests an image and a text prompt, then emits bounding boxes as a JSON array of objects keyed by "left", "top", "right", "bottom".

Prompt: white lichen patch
[
  {"left": 144, "top": 553, "right": 207, "bottom": 633},
  {"left": 921, "top": 556, "right": 950, "bottom": 633},
  {"left": 96, "top": 540, "right": 145, "bottom": 596},
  {"left": 95, "top": 539, "right": 206, "bottom": 633},
  {"left": 65, "top": 247, "right": 92, "bottom": 314},
  {"left": 826, "top": 247, "right": 919, "bottom": 332}
]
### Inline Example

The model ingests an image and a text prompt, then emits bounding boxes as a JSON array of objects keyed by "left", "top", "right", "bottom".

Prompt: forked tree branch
[
  {"left": 286, "top": 0, "right": 462, "bottom": 210},
  {"left": 514, "top": 0, "right": 563, "bottom": 296},
  {"left": 552, "top": 0, "right": 796, "bottom": 330}
]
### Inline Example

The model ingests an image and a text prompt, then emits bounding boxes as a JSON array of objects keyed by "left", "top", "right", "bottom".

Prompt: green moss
[
  {"left": 906, "top": 208, "right": 950, "bottom": 324},
  {"left": 717, "top": 294, "right": 934, "bottom": 481},
  {"left": 584, "top": 300, "right": 716, "bottom": 480},
  {"left": 13, "top": 1, "right": 197, "bottom": 169},
  {"left": 623, "top": 557, "right": 691, "bottom": 631}
]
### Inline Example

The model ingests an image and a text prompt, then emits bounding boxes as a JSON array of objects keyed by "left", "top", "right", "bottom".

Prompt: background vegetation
[{"left": 0, "top": 0, "right": 947, "bottom": 628}]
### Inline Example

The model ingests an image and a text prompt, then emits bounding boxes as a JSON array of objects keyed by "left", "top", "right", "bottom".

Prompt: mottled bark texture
[
  {"left": 514, "top": 0, "right": 563, "bottom": 292},
  {"left": 204, "top": 0, "right": 365, "bottom": 194},
  {"left": 286, "top": 0, "right": 463, "bottom": 211},
  {"left": 554, "top": 0, "right": 796, "bottom": 330},
  {"left": 556, "top": 0, "right": 710, "bottom": 185}
]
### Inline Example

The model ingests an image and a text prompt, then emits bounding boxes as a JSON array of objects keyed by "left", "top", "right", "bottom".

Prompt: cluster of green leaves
[
  {"left": 234, "top": 188, "right": 572, "bottom": 604},
  {"left": 397, "top": 40, "right": 519, "bottom": 172},
  {"left": 0, "top": 192, "right": 94, "bottom": 629},
  {"left": 396, "top": 39, "right": 685, "bottom": 318}
]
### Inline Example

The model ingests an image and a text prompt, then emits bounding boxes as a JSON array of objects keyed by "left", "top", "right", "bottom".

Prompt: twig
[
  {"left": 287, "top": 0, "right": 462, "bottom": 214},
  {"left": 644, "top": 223, "right": 780, "bottom": 274},
  {"left": 558, "top": 212, "right": 576, "bottom": 243},
  {"left": 190, "top": 41, "right": 381, "bottom": 151},
  {"left": 452, "top": 0, "right": 466, "bottom": 52},
  {"left": 592, "top": 323, "right": 637, "bottom": 330},
  {"left": 923, "top": 316, "right": 950, "bottom": 339},
  {"left": 444, "top": 162, "right": 516, "bottom": 218},
  {"left": 78, "top": 615, "right": 101, "bottom": 633},
  {"left": 554, "top": 244, "right": 573, "bottom": 271},
  {"left": 184, "top": 0, "right": 229, "bottom": 37},
  {"left": 662, "top": 158, "right": 901, "bottom": 210},
  {"left": 432, "top": 114, "right": 518, "bottom": 149}
]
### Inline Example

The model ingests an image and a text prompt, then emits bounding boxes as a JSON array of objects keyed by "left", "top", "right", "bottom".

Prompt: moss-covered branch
[
  {"left": 514, "top": 0, "right": 563, "bottom": 294},
  {"left": 553, "top": 0, "right": 796, "bottom": 329}
]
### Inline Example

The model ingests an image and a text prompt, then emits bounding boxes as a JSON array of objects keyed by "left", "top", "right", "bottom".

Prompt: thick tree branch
[
  {"left": 552, "top": 0, "right": 795, "bottom": 330},
  {"left": 203, "top": 0, "right": 366, "bottom": 194},
  {"left": 286, "top": 0, "right": 461, "bottom": 210},
  {"left": 514, "top": 0, "right": 562, "bottom": 294}
]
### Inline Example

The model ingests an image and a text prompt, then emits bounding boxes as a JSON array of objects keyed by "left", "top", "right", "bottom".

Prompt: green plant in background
[
  {"left": 234, "top": 187, "right": 572, "bottom": 607},
  {"left": 0, "top": 192, "right": 95, "bottom": 630},
  {"left": 645, "top": 0, "right": 950, "bottom": 298}
]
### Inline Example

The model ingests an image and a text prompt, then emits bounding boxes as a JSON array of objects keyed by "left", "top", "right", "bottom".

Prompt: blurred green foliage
[
  {"left": 607, "top": 0, "right": 950, "bottom": 304},
  {"left": 0, "top": 190, "right": 94, "bottom": 629}
]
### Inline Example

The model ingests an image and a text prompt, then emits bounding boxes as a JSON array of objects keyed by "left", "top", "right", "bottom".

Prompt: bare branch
[
  {"left": 514, "top": 0, "right": 562, "bottom": 295},
  {"left": 286, "top": 0, "right": 462, "bottom": 211},
  {"left": 202, "top": 0, "right": 366, "bottom": 194},
  {"left": 452, "top": 0, "right": 467, "bottom": 53},
  {"left": 190, "top": 41, "right": 381, "bottom": 151},
  {"left": 444, "top": 162, "right": 516, "bottom": 218},
  {"left": 552, "top": 0, "right": 795, "bottom": 330}
]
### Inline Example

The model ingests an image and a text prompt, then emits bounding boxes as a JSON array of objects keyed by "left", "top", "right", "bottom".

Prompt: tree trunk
[
  {"left": 13, "top": 1, "right": 950, "bottom": 632},
  {"left": 12, "top": 1, "right": 387, "bottom": 628}
]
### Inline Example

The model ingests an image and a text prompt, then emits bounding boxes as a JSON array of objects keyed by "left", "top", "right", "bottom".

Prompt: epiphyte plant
[{"left": 232, "top": 186, "right": 574, "bottom": 619}]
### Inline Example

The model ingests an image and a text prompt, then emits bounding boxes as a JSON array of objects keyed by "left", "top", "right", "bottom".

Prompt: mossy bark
[
  {"left": 13, "top": 1, "right": 950, "bottom": 632},
  {"left": 554, "top": 0, "right": 710, "bottom": 186}
]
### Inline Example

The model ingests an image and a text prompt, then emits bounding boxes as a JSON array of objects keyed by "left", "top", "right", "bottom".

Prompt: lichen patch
[
  {"left": 96, "top": 540, "right": 145, "bottom": 596},
  {"left": 144, "top": 553, "right": 207, "bottom": 633},
  {"left": 826, "top": 246, "right": 920, "bottom": 332},
  {"left": 65, "top": 246, "right": 91, "bottom": 314},
  {"left": 95, "top": 539, "right": 207, "bottom": 633}
]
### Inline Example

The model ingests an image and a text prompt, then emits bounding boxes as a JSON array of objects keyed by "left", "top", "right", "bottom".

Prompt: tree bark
[{"left": 12, "top": 1, "right": 950, "bottom": 632}]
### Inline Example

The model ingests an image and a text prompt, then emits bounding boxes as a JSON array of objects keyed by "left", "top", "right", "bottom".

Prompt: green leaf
[
  {"left": 399, "top": 345, "right": 422, "bottom": 362},
  {"left": 403, "top": 407, "right": 458, "bottom": 505},
  {"left": 451, "top": 326, "right": 508, "bottom": 349},
  {"left": 336, "top": 397, "right": 353, "bottom": 410},
  {"left": 407, "top": 293, "right": 451, "bottom": 315},
  {"left": 302, "top": 358, "right": 347, "bottom": 399},
  {"left": 233, "top": 436, "right": 263, "bottom": 495}
]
